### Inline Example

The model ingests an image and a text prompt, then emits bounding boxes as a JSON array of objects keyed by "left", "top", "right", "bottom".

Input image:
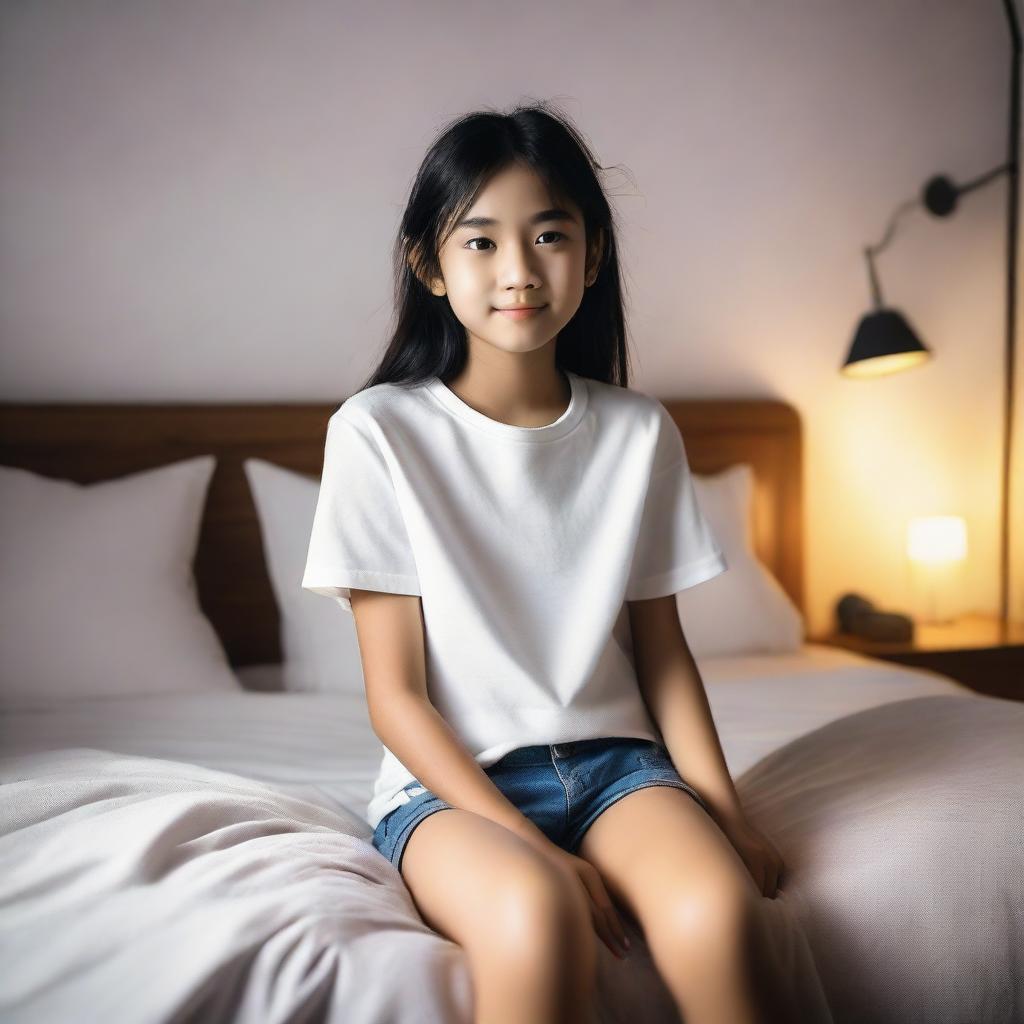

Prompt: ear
[
  {"left": 406, "top": 243, "right": 446, "bottom": 296},
  {"left": 585, "top": 226, "right": 606, "bottom": 287}
]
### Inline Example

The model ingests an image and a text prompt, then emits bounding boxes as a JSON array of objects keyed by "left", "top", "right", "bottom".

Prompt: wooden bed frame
[{"left": 0, "top": 396, "right": 804, "bottom": 668}]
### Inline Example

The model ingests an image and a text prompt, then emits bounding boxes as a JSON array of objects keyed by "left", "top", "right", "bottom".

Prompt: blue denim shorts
[{"left": 371, "top": 736, "right": 709, "bottom": 875}]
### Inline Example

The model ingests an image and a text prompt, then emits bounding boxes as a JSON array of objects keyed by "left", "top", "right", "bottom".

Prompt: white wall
[{"left": 0, "top": 0, "right": 1019, "bottom": 637}]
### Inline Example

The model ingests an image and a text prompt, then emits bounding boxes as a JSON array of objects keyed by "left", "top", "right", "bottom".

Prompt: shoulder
[
  {"left": 331, "top": 379, "right": 430, "bottom": 436},
  {"left": 585, "top": 377, "right": 684, "bottom": 475},
  {"left": 584, "top": 375, "right": 665, "bottom": 425},
  {"left": 585, "top": 376, "right": 673, "bottom": 442},
  {"left": 319, "top": 382, "right": 431, "bottom": 475}
]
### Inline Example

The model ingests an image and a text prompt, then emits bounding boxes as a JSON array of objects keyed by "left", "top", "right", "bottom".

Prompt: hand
[
  {"left": 715, "top": 811, "right": 786, "bottom": 898},
  {"left": 520, "top": 832, "right": 633, "bottom": 961}
]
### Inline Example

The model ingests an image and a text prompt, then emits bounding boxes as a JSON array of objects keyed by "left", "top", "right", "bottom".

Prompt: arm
[
  {"left": 627, "top": 593, "right": 788, "bottom": 897},
  {"left": 626, "top": 594, "right": 745, "bottom": 826},
  {"left": 350, "top": 588, "right": 550, "bottom": 848}
]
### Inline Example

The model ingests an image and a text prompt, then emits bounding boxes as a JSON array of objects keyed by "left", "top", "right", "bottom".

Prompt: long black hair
[{"left": 357, "top": 98, "right": 634, "bottom": 394}]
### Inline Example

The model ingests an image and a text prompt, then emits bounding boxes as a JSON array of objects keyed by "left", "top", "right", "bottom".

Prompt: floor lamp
[{"left": 840, "top": 0, "right": 1020, "bottom": 637}]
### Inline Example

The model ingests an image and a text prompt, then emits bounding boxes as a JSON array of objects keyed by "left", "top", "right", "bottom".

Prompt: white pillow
[
  {"left": 0, "top": 456, "right": 241, "bottom": 706},
  {"left": 243, "top": 458, "right": 364, "bottom": 694},
  {"left": 678, "top": 463, "right": 805, "bottom": 657}
]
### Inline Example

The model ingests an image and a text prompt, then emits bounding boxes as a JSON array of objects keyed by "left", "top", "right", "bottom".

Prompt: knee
[
  {"left": 655, "top": 874, "right": 762, "bottom": 962},
  {"left": 490, "top": 857, "right": 595, "bottom": 963}
]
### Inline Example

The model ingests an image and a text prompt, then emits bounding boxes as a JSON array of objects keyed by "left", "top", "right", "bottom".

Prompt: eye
[{"left": 464, "top": 231, "right": 566, "bottom": 252}]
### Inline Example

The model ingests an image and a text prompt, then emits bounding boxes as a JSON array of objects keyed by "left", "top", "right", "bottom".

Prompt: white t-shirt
[{"left": 301, "top": 369, "right": 728, "bottom": 829}]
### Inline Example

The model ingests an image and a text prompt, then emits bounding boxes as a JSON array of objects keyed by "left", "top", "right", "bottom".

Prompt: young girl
[{"left": 302, "top": 101, "right": 791, "bottom": 1024}]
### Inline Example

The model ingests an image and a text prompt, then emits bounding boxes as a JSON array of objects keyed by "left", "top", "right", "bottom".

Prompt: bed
[{"left": 0, "top": 396, "right": 1020, "bottom": 1024}]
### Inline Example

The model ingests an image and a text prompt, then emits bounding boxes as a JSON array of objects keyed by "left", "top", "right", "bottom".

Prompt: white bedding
[
  {"left": 0, "top": 643, "right": 967, "bottom": 832},
  {"left": 1, "top": 644, "right": 1019, "bottom": 1023}
]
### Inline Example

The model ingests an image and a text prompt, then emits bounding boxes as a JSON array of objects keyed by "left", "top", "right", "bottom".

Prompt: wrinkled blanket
[{"left": 1, "top": 692, "right": 1020, "bottom": 1023}]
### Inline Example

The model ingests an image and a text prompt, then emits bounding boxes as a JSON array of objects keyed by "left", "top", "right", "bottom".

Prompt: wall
[{"left": 0, "top": 0, "right": 1019, "bottom": 636}]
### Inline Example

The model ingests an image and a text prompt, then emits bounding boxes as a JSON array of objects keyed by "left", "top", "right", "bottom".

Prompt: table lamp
[
  {"left": 840, "top": 0, "right": 1019, "bottom": 636},
  {"left": 906, "top": 516, "right": 969, "bottom": 626}
]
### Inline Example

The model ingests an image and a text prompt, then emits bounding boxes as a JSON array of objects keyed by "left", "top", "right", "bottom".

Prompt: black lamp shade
[{"left": 841, "top": 308, "right": 932, "bottom": 378}]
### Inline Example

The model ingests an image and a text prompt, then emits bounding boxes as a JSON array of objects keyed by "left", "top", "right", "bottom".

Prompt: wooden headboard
[{"left": 0, "top": 396, "right": 804, "bottom": 668}]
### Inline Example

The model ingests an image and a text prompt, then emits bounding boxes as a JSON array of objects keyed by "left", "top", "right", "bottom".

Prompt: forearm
[
  {"left": 372, "top": 694, "right": 549, "bottom": 846},
  {"left": 639, "top": 640, "right": 745, "bottom": 825}
]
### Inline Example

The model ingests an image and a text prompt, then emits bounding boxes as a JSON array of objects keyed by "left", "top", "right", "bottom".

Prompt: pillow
[
  {"left": 678, "top": 463, "right": 805, "bottom": 658},
  {"left": 243, "top": 458, "right": 364, "bottom": 694},
  {"left": 0, "top": 456, "right": 241, "bottom": 706}
]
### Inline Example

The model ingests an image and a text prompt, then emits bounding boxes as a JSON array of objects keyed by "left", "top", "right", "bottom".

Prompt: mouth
[{"left": 493, "top": 304, "right": 547, "bottom": 320}]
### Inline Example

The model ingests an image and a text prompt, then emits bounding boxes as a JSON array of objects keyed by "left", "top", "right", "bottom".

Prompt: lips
[{"left": 494, "top": 304, "right": 547, "bottom": 320}]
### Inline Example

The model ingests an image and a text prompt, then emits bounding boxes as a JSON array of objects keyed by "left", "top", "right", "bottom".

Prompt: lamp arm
[
  {"left": 863, "top": 247, "right": 884, "bottom": 309},
  {"left": 862, "top": 160, "right": 1015, "bottom": 309},
  {"left": 863, "top": 196, "right": 919, "bottom": 308},
  {"left": 922, "top": 162, "right": 1015, "bottom": 216},
  {"left": 954, "top": 162, "right": 1014, "bottom": 198}
]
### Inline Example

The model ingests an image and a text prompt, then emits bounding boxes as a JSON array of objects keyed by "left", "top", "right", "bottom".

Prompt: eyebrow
[{"left": 453, "top": 207, "right": 578, "bottom": 230}]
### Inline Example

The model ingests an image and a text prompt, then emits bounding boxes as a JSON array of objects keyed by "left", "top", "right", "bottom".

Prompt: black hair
[{"left": 356, "top": 98, "right": 634, "bottom": 393}]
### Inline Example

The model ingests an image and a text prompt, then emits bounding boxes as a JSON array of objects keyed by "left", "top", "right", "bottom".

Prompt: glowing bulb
[
  {"left": 906, "top": 516, "right": 968, "bottom": 565},
  {"left": 906, "top": 517, "right": 968, "bottom": 626}
]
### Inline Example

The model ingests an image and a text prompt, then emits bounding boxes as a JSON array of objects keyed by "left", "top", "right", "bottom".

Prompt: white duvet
[{"left": 1, "top": 644, "right": 1020, "bottom": 1024}]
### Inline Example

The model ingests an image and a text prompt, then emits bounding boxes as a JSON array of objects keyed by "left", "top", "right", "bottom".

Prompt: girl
[{"left": 302, "top": 101, "right": 792, "bottom": 1024}]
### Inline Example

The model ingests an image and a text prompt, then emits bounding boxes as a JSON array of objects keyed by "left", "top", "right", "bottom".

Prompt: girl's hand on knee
[
  {"left": 524, "top": 837, "right": 632, "bottom": 961},
  {"left": 717, "top": 812, "right": 786, "bottom": 899}
]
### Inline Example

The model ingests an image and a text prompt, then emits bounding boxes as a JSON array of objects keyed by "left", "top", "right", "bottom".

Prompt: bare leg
[
  {"left": 400, "top": 807, "right": 598, "bottom": 1024},
  {"left": 578, "top": 784, "right": 797, "bottom": 1024},
  {"left": 644, "top": 882, "right": 767, "bottom": 1024}
]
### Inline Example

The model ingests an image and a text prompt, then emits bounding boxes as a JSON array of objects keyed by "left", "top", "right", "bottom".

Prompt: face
[{"left": 418, "top": 162, "right": 604, "bottom": 358}]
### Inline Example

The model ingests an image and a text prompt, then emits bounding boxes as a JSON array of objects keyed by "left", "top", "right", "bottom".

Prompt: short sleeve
[
  {"left": 300, "top": 411, "right": 421, "bottom": 613},
  {"left": 624, "top": 408, "right": 728, "bottom": 601}
]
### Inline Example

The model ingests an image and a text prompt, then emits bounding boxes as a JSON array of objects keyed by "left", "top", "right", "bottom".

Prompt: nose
[{"left": 498, "top": 238, "right": 543, "bottom": 292}]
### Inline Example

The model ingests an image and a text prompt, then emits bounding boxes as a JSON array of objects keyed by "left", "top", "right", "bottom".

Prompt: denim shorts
[{"left": 371, "top": 736, "right": 709, "bottom": 875}]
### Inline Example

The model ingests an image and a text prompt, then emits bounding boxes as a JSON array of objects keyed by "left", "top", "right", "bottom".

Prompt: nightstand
[{"left": 810, "top": 612, "right": 1024, "bottom": 701}]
